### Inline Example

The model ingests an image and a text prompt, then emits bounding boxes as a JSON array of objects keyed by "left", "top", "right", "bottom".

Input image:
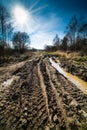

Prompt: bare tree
[
  {"left": 61, "top": 36, "right": 68, "bottom": 51},
  {"left": 53, "top": 34, "right": 60, "bottom": 50},
  {"left": 65, "top": 15, "right": 87, "bottom": 52},
  {"left": 0, "top": 4, "right": 9, "bottom": 42},
  {"left": 12, "top": 31, "right": 30, "bottom": 53},
  {"left": 66, "top": 16, "right": 78, "bottom": 46},
  {"left": 7, "top": 23, "right": 13, "bottom": 44},
  {"left": 79, "top": 23, "right": 87, "bottom": 40}
]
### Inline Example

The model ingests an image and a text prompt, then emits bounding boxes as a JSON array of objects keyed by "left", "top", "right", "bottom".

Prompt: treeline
[
  {"left": 45, "top": 15, "right": 87, "bottom": 55},
  {"left": 0, "top": 4, "right": 30, "bottom": 58}
]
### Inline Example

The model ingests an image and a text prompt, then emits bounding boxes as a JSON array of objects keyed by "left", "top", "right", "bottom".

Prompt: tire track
[
  {"left": 47, "top": 56, "right": 87, "bottom": 129},
  {"left": 0, "top": 55, "right": 87, "bottom": 130},
  {"left": 38, "top": 61, "right": 51, "bottom": 124},
  {"left": 45, "top": 61, "right": 71, "bottom": 130},
  {"left": 40, "top": 59, "right": 66, "bottom": 129},
  {"left": 0, "top": 58, "right": 49, "bottom": 130}
]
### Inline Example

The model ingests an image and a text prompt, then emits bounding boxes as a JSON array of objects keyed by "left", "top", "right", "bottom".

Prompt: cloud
[
  {"left": 31, "top": 31, "right": 54, "bottom": 49},
  {"left": 29, "top": 14, "right": 64, "bottom": 49},
  {"left": 11, "top": 5, "right": 64, "bottom": 49},
  {"left": 30, "top": 30, "right": 64, "bottom": 49}
]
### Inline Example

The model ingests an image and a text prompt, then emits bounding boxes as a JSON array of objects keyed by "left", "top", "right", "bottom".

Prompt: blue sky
[{"left": 0, "top": 0, "right": 87, "bottom": 49}]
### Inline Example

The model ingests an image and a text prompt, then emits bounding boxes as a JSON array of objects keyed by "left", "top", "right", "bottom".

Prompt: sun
[
  {"left": 13, "top": 6, "right": 29, "bottom": 26},
  {"left": 11, "top": 3, "right": 47, "bottom": 33}
]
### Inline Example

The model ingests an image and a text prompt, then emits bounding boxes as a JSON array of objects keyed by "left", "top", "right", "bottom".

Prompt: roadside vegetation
[
  {"left": 0, "top": 4, "right": 31, "bottom": 65},
  {"left": 45, "top": 15, "right": 87, "bottom": 56}
]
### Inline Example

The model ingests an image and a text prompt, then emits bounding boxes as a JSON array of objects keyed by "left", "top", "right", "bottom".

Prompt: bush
[{"left": 76, "top": 56, "right": 87, "bottom": 62}]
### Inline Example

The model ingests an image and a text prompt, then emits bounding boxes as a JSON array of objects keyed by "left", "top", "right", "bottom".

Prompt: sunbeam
[
  {"left": 30, "top": 5, "right": 48, "bottom": 14},
  {"left": 11, "top": 2, "right": 48, "bottom": 33},
  {"left": 29, "top": 0, "right": 40, "bottom": 11}
]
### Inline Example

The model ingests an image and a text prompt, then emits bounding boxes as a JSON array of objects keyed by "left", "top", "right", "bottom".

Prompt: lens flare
[
  {"left": 11, "top": 1, "right": 48, "bottom": 33},
  {"left": 12, "top": 6, "right": 30, "bottom": 26}
]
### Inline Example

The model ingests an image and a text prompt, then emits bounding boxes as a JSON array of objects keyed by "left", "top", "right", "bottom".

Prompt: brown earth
[
  {"left": 0, "top": 54, "right": 87, "bottom": 130},
  {"left": 59, "top": 56, "right": 87, "bottom": 82}
]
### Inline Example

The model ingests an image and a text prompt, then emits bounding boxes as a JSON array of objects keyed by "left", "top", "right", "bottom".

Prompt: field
[{"left": 0, "top": 52, "right": 87, "bottom": 130}]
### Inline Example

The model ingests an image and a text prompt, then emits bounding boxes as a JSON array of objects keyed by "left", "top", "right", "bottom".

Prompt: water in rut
[{"left": 50, "top": 58, "right": 87, "bottom": 94}]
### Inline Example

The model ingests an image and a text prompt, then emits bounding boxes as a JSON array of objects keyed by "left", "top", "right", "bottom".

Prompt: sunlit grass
[
  {"left": 34, "top": 51, "right": 80, "bottom": 58},
  {"left": 76, "top": 56, "right": 87, "bottom": 62}
]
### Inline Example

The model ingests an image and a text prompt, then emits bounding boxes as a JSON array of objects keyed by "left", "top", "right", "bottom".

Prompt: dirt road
[{"left": 0, "top": 55, "right": 87, "bottom": 130}]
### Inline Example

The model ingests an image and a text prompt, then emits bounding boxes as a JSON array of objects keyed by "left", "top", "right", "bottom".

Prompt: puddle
[
  {"left": 50, "top": 58, "right": 87, "bottom": 94},
  {"left": 65, "top": 72, "right": 87, "bottom": 94},
  {"left": 49, "top": 58, "right": 67, "bottom": 78},
  {"left": 1, "top": 76, "right": 19, "bottom": 88},
  {"left": 2, "top": 78, "right": 14, "bottom": 87}
]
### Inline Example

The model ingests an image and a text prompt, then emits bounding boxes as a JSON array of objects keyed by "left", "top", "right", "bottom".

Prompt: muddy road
[{"left": 0, "top": 55, "right": 87, "bottom": 130}]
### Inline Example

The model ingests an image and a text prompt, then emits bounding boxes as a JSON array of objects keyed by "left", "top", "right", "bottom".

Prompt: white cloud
[
  {"left": 31, "top": 30, "right": 64, "bottom": 49},
  {"left": 11, "top": 6, "right": 64, "bottom": 49},
  {"left": 29, "top": 14, "right": 64, "bottom": 49},
  {"left": 31, "top": 31, "right": 54, "bottom": 49}
]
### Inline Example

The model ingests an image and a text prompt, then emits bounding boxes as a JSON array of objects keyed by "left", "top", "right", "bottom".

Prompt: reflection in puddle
[{"left": 49, "top": 58, "right": 67, "bottom": 78}]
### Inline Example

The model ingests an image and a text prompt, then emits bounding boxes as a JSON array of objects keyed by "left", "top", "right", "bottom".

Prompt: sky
[{"left": 0, "top": 0, "right": 87, "bottom": 49}]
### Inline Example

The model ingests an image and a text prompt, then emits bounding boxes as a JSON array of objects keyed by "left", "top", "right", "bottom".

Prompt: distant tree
[
  {"left": 79, "top": 23, "right": 87, "bottom": 40},
  {"left": 61, "top": 36, "right": 68, "bottom": 51},
  {"left": 66, "top": 16, "right": 78, "bottom": 44},
  {"left": 53, "top": 34, "right": 60, "bottom": 50},
  {"left": 12, "top": 31, "right": 30, "bottom": 53},
  {"left": 76, "top": 17, "right": 87, "bottom": 52},
  {"left": 0, "top": 4, "right": 13, "bottom": 58},
  {"left": 44, "top": 45, "right": 52, "bottom": 52},
  {"left": 0, "top": 4, "right": 10, "bottom": 42},
  {"left": 0, "top": 41, "right": 5, "bottom": 57},
  {"left": 7, "top": 23, "right": 13, "bottom": 44}
]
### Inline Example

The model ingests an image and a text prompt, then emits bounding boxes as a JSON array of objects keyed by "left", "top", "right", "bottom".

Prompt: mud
[
  {"left": 0, "top": 55, "right": 87, "bottom": 130},
  {"left": 59, "top": 56, "right": 87, "bottom": 82}
]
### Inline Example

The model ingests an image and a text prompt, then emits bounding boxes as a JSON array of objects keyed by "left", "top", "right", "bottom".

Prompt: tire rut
[
  {"left": 0, "top": 55, "right": 87, "bottom": 130},
  {"left": 0, "top": 57, "right": 49, "bottom": 130},
  {"left": 40, "top": 59, "right": 66, "bottom": 129},
  {"left": 46, "top": 56, "right": 87, "bottom": 129}
]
